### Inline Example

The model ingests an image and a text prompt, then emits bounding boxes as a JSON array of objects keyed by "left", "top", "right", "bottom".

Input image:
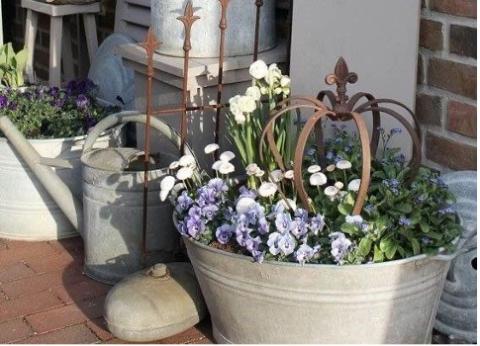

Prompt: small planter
[
  {"left": 183, "top": 236, "right": 454, "bottom": 344},
  {"left": 0, "top": 131, "right": 121, "bottom": 241}
]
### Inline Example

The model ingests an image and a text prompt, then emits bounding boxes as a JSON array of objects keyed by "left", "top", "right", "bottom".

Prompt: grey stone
[
  {"left": 104, "top": 262, "right": 207, "bottom": 342},
  {"left": 435, "top": 171, "right": 477, "bottom": 344},
  {"left": 88, "top": 33, "right": 136, "bottom": 110}
]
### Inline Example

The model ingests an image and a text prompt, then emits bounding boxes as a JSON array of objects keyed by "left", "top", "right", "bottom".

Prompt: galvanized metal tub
[
  {"left": 0, "top": 132, "right": 119, "bottom": 241},
  {"left": 183, "top": 236, "right": 456, "bottom": 344},
  {"left": 81, "top": 112, "right": 189, "bottom": 284},
  {"left": 151, "top": 0, "right": 277, "bottom": 58}
]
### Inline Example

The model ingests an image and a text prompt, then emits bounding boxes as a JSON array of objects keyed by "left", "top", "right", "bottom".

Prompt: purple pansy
[{"left": 329, "top": 232, "right": 352, "bottom": 264}]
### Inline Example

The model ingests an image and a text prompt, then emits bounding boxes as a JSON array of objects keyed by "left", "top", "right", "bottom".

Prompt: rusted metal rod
[{"left": 253, "top": 0, "right": 263, "bottom": 61}]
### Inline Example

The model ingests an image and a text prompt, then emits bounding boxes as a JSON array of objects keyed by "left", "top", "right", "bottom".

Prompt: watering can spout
[{"left": 0, "top": 116, "right": 83, "bottom": 232}]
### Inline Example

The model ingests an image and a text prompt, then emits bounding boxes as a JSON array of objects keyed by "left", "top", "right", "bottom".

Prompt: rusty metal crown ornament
[{"left": 260, "top": 58, "right": 422, "bottom": 216}]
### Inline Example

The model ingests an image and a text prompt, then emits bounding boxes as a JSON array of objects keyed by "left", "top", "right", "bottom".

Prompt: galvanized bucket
[
  {"left": 183, "top": 236, "right": 459, "bottom": 344},
  {"left": 81, "top": 112, "right": 191, "bottom": 284},
  {"left": 151, "top": 0, "right": 277, "bottom": 58}
]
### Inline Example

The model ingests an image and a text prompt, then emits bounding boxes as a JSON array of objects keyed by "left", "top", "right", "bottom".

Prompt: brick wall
[{"left": 417, "top": 0, "right": 477, "bottom": 171}]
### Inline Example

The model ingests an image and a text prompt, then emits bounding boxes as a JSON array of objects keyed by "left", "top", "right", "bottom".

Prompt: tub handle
[
  {"left": 82, "top": 111, "right": 194, "bottom": 157},
  {"left": 432, "top": 233, "right": 476, "bottom": 262}
]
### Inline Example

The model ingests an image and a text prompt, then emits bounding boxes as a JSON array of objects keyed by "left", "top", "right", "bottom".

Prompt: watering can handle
[{"left": 83, "top": 111, "right": 192, "bottom": 155}]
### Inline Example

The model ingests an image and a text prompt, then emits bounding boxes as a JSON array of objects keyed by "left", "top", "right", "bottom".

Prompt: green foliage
[{"left": 0, "top": 43, "right": 27, "bottom": 88}]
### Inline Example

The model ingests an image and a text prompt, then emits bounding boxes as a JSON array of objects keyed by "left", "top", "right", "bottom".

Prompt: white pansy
[
  {"left": 246, "top": 163, "right": 260, "bottom": 176},
  {"left": 326, "top": 164, "right": 336, "bottom": 172},
  {"left": 176, "top": 167, "right": 193, "bottom": 180},
  {"left": 212, "top": 160, "right": 223, "bottom": 171},
  {"left": 284, "top": 170, "right": 294, "bottom": 180},
  {"left": 204, "top": 143, "right": 220, "bottom": 154},
  {"left": 307, "top": 165, "right": 321, "bottom": 174},
  {"left": 179, "top": 154, "right": 196, "bottom": 167},
  {"left": 249, "top": 60, "right": 268, "bottom": 80},
  {"left": 255, "top": 169, "right": 265, "bottom": 178},
  {"left": 258, "top": 182, "right": 278, "bottom": 198},
  {"left": 219, "top": 161, "right": 235, "bottom": 175},
  {"left": 346, "top": 215, "right": 363, "bottom": 225},
  {"left": 334, "top": 181, "right": 344, "bottom": 190},
  {"left": 219, "top": 151, "right": 235, "bottom": 162},
  {"left": 237, "top": 95, "right": 256, "bottom": 113},
  {"left": 246, "top": 86, "right": 261, "bottom": 101},
  {"left": 324, "top": 186, "right": 339, "bottom": 197},
  {"left": 309, "top": 172, "right": 327, "bottom": 186},
  {"left": 169, "top": 161, "right": 180, "bottom": 170},
  {"left": 236, "top": 197, "right": 257, "bottom": 214},
  {"left": 336, "top": 160, "right": 352, "bottom": 170},
  {"left": 270, "top": 169, "right": 284, "bottom": 182},
  {"left": 348, "top": 179, "right": 361, "bottom": 192},
  {"left": 280, "top": 76, "right": 291, "bottom": 88}
]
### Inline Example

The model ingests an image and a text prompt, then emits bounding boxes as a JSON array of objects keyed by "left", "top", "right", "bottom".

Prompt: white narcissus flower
[
  {"left": 238, "top": 95, "right": 256, "bottom": 113},
  {"left": 309, "top": 172, "right": 327, "bottom": 186},
  {"left": 176, "top": 167, "right": 193, "bottom": 180},
  {"left": 348, "top": 179, "right": 361, "bottom": 192},
  {"left": 234, "top": 112, "right": 246, "bottom": 125},
  {"left": 249, "top": 60, "right": 268, "bottom": 80},
  {"left": 324, "top": 186, "right": 339, "bottom": 197},
  {"left": 336, "top": 160, "right": 352, "bottom": 170},
  {"left": 334, "top": 181, "right": 344, "bottom": 190},
  {"left": 266, "top": 63, "right": 281, "bottom": 86},
  {"left": 236, "top": 197, "right": 257, "bottom": 214},
  {"left": 307, "top": 165, "right": 321, "bottom": 174},
  {"left": 326, "top": 164, "right": 336, "bottom": 172},
  {"left": 219, "top": 161, "right": 235, "bottom": 175},
  {"left": 274, "top": 87, "right": 283, "bottom": 95},
  {"left": 270, "top": 169, "right": 284, "bottom": 182},
  {"left": 258, "top": 182, "right": 278, "bottom": 198},
  {"left": 160, "top": 176, "right": 176, "bottom": 202},
  {"left": 284, "top": 170, "right": 294, "bottom": 180},
  {"left": 219, "top": 151, "right": 235, "bottom": 162},
  {"left": 179, "top": 154, "right": 196, "bottom": 167},
  {"left": 204, "top": 143, "right": 220, "bottom": 154},
  {"left": 169, "top": 161, "right": 180, "bottom": 170},
  {"left": 280, "top": 76, "right": 291, "bottom": 88},
  {"left": 246, "top": 86, "right": 261, "bottom": 101},
  {"left": 260, "top": 86, "right": 268, "bottom": 95},
  {"left": 246, "top": 163, "right": 260, "bottom": 176}
]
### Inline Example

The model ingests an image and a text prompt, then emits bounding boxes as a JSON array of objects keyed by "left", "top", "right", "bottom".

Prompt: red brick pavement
[{"left": 0, "top": 236, "right": 212, "bottom": 344}]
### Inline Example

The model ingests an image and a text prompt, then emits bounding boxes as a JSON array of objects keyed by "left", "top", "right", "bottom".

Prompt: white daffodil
[
  {"left": 204, "top": 143, "right": 220, "bottom": 154},
  {"left": 280, "top": 76, "right": 291, "bottom": 88},
  {"left": 212, "top": 160, "right": 223, "bottom": 171},
  {"left": 176, "top": 167, "right": 193, "bottom": 180},
  {"left": 229, "top": 95, "right": 241, "bottom": 113},
  {"left": 324, "top": 186, "right": 339, "bottom": 198},
  {"left": 219, "top": 161, "right": 235, "bottom": 175},
  {"left": 179, "top": 154, "right": 196, "bottom": 167},
  {"left": 270, "top": 169, "right": 284, "bottom": 183},
  {"left": 236, "top": 197, "right": 257, "bottom": 214},
  {"left": 309, "top": 172, "right": 328, "bottom": 186},
  {"left": 326, "top": 164, "right": 336, "bottom": 172},
  {"left": 255, "top": 169, "right": 265, "bottom": 178},
  {"left": 234, "top": 112, "right": 246, "bottom": 125},
  {"left": 246, "top": 163, "right": 260, "bottom": 176},
  {"left": 266, "top": 63, "right": 281, "bottom": 86},
  {"left": 348, "top": 179, "right": 361, "bottom": 192},
  {"left": 307, "top": 165, "right": 321, "bottom": 174},
  {"left": 246, "top": 86, "right": 261, "bottom": 101},
  {"left": 219, "top": 151, "right": 235, "bottom": 162},
  {"left": 260, "top": 86, "right": 268, "bottom": 95},
  {"left": 258, "top": 182, "right": 278, "bottom": 198},
  {"left": 284, "top": 170, "right": 294, "bottom": 180},
  {"left": 334, "top": 181, "right": 344, "bottom": 190},
  {"left": 249, "top": 60, "right": 268, "bottom": 80},
  {"left": 238, "top": 95, "right": 256, "bottom": 113},
  {"left": 336, "top": 160, "right": 352, "bottom": 170},
  {"left": 169, "top": 161, "right": 180, "bottom": 170},
  {"left": 274, "top": 87, "right": 283, "bottom": 95}
]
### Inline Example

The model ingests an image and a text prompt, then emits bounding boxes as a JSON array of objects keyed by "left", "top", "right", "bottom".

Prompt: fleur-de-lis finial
[
  {"left": 218, "top": 0, "right": 230, "bottom": 30},
  {"left": 140, "top": 28, "right": 160, "bottom": 56},
  {"left": 177, "top": 1, "right": 200, "bottom": 52},
  {"left": 325, "top": 57, "right": 358, "bottom": 106}
]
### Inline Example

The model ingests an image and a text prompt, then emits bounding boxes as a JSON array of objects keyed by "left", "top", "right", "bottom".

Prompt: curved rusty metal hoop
[
  {"left": 359, "top": 106, "right": 422, "bottom": 181},
  {"left": 317, "top": 90, "right": 337, "bottom": 109},
  {"left": 347, "top": 92, "right": 382, "bottom": 156},
  {"left": 258, "top": 96, "right": 329, "bottom": 170},
  {"left": 293, "top": 111, "right": 371, "bottom": 215},
  {"left": 354, "top": 98, "right": 422, "bottom": 142}
]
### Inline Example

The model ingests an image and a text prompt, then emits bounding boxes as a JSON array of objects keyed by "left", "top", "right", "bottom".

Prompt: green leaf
[
  {"left": 410, "top": 238, "right": 421, "bottom": 255},
  {"left": 358, "top": 238, "right": 372, "bottom": 257},
  {"left": 396, "top": 203, "right": 412, "bottom": 214},
  {"left": 340, "top": 223, "right": 358, "bottom": 235},
  {"left": 385, "top": 244, "right": 397, "bottom": 259},
  {"left": 419, "top": 221, "right": 430, "bottom": 233},
  {"left": 373, "top": 245, "right": 384, "bottom": 262},
  {"left": 338, "top": 202, "right": 353, "bottom": 216}
]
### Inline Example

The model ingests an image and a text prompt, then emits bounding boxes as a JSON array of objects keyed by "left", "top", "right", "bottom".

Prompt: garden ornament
[
  {"left": 435, "top": 171, "right": 477, "bottom": 343},
  {"left": 104, "top": 262, "right": 207, "bottom": 342}
]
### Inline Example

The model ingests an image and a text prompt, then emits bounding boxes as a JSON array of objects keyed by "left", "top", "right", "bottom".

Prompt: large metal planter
[
  {"left": 0, "top": 133, "right": 115, "bottom": 241},
  {"left": 151, "top": 0, "right": 277, "bottom": 58},
  {"left": 183, "top": 236, "right": 454, "bottom": 344}
]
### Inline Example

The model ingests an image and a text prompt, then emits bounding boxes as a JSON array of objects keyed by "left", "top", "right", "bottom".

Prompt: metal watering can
[{"left": 0, "top": 111, "right": 190, "bottom": 284}]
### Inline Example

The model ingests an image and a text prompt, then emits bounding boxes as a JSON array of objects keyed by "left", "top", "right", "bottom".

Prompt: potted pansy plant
[
  {"left": 162, "top": 60, "right": 463, "bottom": 343},
  {"left": 0, "top": 79, "right": 121, "bottom": 240}
]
